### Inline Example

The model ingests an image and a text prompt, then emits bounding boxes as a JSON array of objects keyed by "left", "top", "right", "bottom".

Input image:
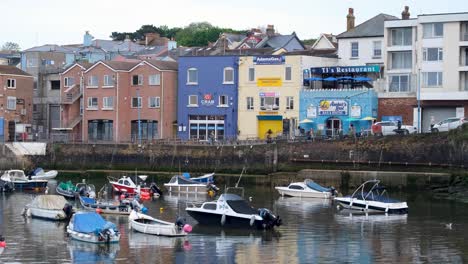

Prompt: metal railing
[{"left": 62, "top": 85, "right": 82, "bottom": 104}]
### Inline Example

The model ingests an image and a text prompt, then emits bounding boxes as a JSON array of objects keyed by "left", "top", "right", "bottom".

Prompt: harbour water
[{"left": 0, "top": 174, "right": 467, "bottom": 263}]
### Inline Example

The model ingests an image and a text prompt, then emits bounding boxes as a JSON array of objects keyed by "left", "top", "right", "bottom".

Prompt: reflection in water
[{"left": 68, "top": 241, "right": 120, "bottom": 263}]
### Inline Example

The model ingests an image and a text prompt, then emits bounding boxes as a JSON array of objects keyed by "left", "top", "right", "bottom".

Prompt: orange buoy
[{"left": 96, "top": 208, "right": 103, "bottom": 214}]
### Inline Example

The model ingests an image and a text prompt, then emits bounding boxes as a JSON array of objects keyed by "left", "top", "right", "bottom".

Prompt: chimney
[
  {"left": 347, "top": 8, "right": 355, "bottom": 31},
  {"left": 266, "top": 25, "right": 275, "bottom": 37},
  {"left": 402, "top": 6, "right": 410, "bottom": 20},
  {"left": 83, "top": 31, "right": 93, "bottom": 47}
]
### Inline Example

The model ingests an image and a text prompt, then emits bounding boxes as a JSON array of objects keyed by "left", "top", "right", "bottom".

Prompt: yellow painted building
[{"left": 237, "top": 55, "right": 337, "bottom": 139}]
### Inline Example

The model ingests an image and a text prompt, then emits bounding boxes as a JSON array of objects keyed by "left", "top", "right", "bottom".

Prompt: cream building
[{"left": 237, "top": 55, "right": 336, "bottom": 139}]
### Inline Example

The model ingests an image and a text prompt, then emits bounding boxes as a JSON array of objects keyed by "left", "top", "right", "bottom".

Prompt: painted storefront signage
[
  {"left": 318, "top": 100, "right": 348, "bottom": 116},
  {"left": 0, "top": 117, "right": 4, "bottom": 138},
  {"left": 257, "top": 78, "right": 282, "bottom": 87},
  {"left": 310, "top": 65, "right": 380, "bottom": 74},
  {"left": 350, "top": 105, "right": 362, "bottom": 118},
  {"left": 201, "top": 94, "right": 215, "bottom": 106},
  {"left": 253, "top": 56, "right": 285, "bottom": 65},
  {"left": 259, "top": 92, "right": 280, "bottom": 97},
  {"left": 307, "top": 106, "right": 317, "bottom": 118}
]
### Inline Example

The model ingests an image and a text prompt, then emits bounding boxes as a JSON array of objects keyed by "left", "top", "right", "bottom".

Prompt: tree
[
  {"left": 302, "top": 38, "right": 317, "bottom": 46},
  {"left": 1, "top": 42, "right": 20, "bottom": 51}
]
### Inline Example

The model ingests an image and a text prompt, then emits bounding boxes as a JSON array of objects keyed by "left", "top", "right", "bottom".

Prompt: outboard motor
[
  {"left": 207, "top": 183, "right": 219, "bottom": 192},
  {"left": 63, "top": 203, "right": 73, "bottom": 219},
  {"left": 330, "top": 187, "right": 337, "bottom": 197},
  {"left": 175, "top": 217, "right": 186, "bottom": 230},
  {"left": 150, "top": 182, "right": 163, "bottom": 196},
  {"left": 258, "top": 208, "right": 282, "bottom": 229}
]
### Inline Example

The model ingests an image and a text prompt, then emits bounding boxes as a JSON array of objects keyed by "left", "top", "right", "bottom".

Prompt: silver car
[{"left": 430, "top": 117, "right": 467, "bottom": 132}]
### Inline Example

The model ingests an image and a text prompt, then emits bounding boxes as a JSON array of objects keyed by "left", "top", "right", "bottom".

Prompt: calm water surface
[{"left": 0, "top": 175, "right": 467, "bottom": 263}]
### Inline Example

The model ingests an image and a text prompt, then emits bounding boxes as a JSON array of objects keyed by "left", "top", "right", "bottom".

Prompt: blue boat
[
  {"left": 180, "top": 172, "right": 215, "bottom": 184},
  {"left": 67, "top": 212, "right": 120, "bottom": 244}
]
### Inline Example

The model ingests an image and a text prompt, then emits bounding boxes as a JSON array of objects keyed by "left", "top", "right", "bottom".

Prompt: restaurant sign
[
  {"left": 253, "top": 56, "right": 285, "bottom": 65},
  {"left": 319, "top": 100, "right": 348, "bottom": 116},
  {"left": 201, "top": 94, "right": 215, "bottom": 106},
  {"left": 257, "top": 77, "right": 282, "bottom": 87},
  {"left": 310, "top": 65, "right": 380, "bottom": 74}
]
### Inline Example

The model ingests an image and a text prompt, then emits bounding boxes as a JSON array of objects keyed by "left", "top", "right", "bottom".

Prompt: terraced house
[{"left": 59, "top": 60, "right": 177, "bottom": 142}]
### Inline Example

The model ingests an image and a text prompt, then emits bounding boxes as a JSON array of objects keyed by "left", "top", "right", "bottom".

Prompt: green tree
[
  {"left": 175, "top": 22, "right": 223, "bottom": 46},
  {"left": 1, "top": 42, "right": 20, "bottom": 51}
]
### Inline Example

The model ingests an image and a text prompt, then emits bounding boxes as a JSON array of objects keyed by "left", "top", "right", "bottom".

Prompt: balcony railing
[{"left": 62, "top": 85, "right": 82, "bottom": 104}]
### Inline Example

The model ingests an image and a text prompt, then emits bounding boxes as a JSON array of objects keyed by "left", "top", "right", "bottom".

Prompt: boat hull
[
  {"left": 130, "top": 220, "right": 186, "bottom": 237},
  {"left": 67, "top": 226, "right": 120, "bottom": 244},
  {"left": 27, "top": 207, "right": 68, "bottom": 221},
  {"left": 186, "top": 210, "right": 265, "bottom": 229},
  {"left": 56, "top": 187, "right": 76, "bottom": 199},
  {"left": 79, "top": 197, "right": 131, "bottom": 215},
  {"left": 334, "top": 197, "right": 408, "bottom": 214},
  {"left": 12, "top": 181, "right": 48, "bottom": 191},
  {"left": 275, "top": 187, "right": 331, "bottom": 199},
  {"left": 164, "top": 184, "right": 208, "bottom": 193}
]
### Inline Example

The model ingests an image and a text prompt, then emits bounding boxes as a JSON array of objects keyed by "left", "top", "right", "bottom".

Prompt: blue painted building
[
  {"left": 299, "top": 88, "right": 378, "bottom": 136},
  {"left": 177, "top": 56, "right": 238, "bottom": 140}
]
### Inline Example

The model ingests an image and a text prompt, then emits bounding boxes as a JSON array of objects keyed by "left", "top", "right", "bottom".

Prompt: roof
[
  {"left": 135, "top": 46, "right": 167, "bottom": 56},
  {"left": 337, "top": 13, "right": 399, "bottom": 39},
  {"left": 101, "top": 61, "right": 140, "bottom": 71},
  {"left": 0, "top": 65, "right": 32, "bottom": 76},
  {"left": 285, "top": 49, "right": 338, "bottom": 58},
  {"left": 92, "top": 39, "right": 145, "bottom": 53},
  {"left": 144, "top": 60, "right": 178, "bottom": 71},
  {"left": 23, "top": 44, "right": 74, "bottom": 53}
]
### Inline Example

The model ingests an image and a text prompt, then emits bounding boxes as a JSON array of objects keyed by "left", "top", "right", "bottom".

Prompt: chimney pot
[
  {"left": 347, "top": 8, "right": 356, "bottom": 31},
  {"left": 402, "top": 6, "right": 410, "bottom": 20}
]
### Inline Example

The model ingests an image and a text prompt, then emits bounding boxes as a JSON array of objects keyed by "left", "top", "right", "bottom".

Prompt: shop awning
[
  {"left": 361, "top": 116, "right": 377, "bottom": 121},
  {"left": 306, "top": 77, "right": 323, "bottom": 81},
  {"left": 323, "top": 77, "right": 338, "bottom": 81},
  {"left": 299, "top": 118, "right": 314, "bottom": 124},
  {"left": 257, "top": 115, "right": 282, "bottom": 121},
  {"left": 354, "top": 76, "right": 373, "bottom": 82}
]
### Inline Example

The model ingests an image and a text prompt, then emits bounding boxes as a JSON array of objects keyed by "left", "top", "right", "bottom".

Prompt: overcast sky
[{"left": 1, "top": 0, "right": 467, "bottom": 50}]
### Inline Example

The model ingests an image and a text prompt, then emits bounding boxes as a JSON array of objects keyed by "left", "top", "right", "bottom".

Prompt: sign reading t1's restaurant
[
  {"left": 318, "top": 100, "right": 348, "bottom": 116},
  {"left": 201, "top": 94, "right": 215, "bottom": 106},
  {"left": 253, "top": 56, "right": 285, "bottom": 65},
  {"left": 310, "top": 65, "right": 380, "bottom": 74}
]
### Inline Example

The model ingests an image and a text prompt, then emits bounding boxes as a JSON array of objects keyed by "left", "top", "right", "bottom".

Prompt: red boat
[{"left": 108, "top": 175, "right": 163, "bottom": 198}]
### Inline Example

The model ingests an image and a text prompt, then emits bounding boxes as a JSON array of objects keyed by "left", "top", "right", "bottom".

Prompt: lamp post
[{"left": 417, "top": 68, "right": 421, "bottom": 133}]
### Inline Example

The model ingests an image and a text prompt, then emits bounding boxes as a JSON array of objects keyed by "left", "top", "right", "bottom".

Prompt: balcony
[{"left": 62, "top": 84, "right": 82, "bottom": 104}]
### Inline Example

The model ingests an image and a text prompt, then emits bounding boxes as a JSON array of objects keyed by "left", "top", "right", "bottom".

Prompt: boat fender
[
  {"left": 365, "top": 203, "right": 369, "bottom": 211},
  {"left": 141, "top": 207, "right": 148, "bottom": 214},
  {"left": 250, "top": 215, "right": 255, "bottom": 226},
  {"left": 96, "top": 208, "right": 103, "bottom": 214},
  {"left": 183, "top": 224, "right": 192, "bottom": 233},
  {"left": 0, "top": 235, "right": 6, "bottom": 248},
  {"left": 385, "top": 206, "right": 389, "bottom": 213},
  {"left": 221, "top": 214, "right": 226, "bottom": 226}
]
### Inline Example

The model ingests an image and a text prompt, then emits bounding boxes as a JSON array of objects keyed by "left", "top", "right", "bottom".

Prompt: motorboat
[
  {"left": 186, "top": 188, "right": 282, "bottom": 229},
  {"left": 76, "top": 181, "right": 96, "bottom": 198},
  {"left": 23, "top": 194, "right": 73, "bottom": 220},
  {"left": 78, "top": 196, "right": 131, "bottom": 215},
  {"left": 128, "top": 210, "right": 190, "bottom": 237},
  {"left": 108, "top": 175, "right": 161, "bottom": 196},
  {"left": 179, "top": 172, "right": 215, "bottom": 184},
  {"left": 56, "top": 181, "right": 78, "bottom": 199},
  {"left": 334, "top": 179, "right": 408, "bottom": 214},
  {"left": 0, "top": 178, "right": 14, "bottom": 192},
  {"left": 67, "top": 212, "right": 120, "bottom": 244},
  {"left": 275, "top": 179, "right": 336, "bottom": 199},
  {"left": 28, "top": 168, "right": 58, "bottom": 180},
  {"left": 0, "top": 170, "right": 48, "bottom": 190},
  {"left": 164, "top": 175, "right": 218, "bottom": 194}
]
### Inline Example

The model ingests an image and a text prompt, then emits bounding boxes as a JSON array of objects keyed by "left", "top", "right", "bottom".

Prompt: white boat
[
  {"left": 67, "top": 212, "right": 120, "bottom": 244},
  {"left": 78, "top": 196, "right": 131, "bottom": 215},
  {"left": 1, "top": 170, "right": 48, "bottom": 190},
  {"left": 29, "top": 168, "right": 58, "bottom": 180},
  {"left": 23, "top": 194, "right": 74, "bottom": 220},
  {"left": 164, "top": 175, "right": 217, "bottom": 193},
  {"left": 128, "top": 210, "right": 189, "bottom": 237},
  {"left": 275, "top": 179, "right": 336, "bottom": 199},
  {"left": 334, "top": 179, "right": 408, "bottom": 214}
]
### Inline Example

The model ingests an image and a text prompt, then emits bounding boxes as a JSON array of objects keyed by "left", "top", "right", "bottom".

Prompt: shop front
[
  {"left": 303, "top": 65, "right": 381, "bottom": 90},
  {"left": 257, "top": 115, "right": 283, "bottom": 139},
  {"left": 188, "top": 115, "right": 225, "bottom": 140}
]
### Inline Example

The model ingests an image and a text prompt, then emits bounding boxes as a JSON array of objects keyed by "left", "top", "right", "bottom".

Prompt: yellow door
[{"left": 258, "top": 120, "right": 283, "bottom": 139}]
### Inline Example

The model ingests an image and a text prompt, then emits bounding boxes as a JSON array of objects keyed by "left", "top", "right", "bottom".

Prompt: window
[
  {"left": 285, "top": 66, "right": 292, "bottom": 81},
  {"left": 50, "top": 80, "right": 60, "bottom": 90},
  {"left": 103, "top": 97, "right": 114, "bottom": 109},
  {"left": 391, "top": 28, "right": 412, "bottom": 46},
  {"left": 88, "top": 120, "right": 113, "bottom": 141},
  {"left": 246, "top": 97, "right": 254, "bottom": 110},
  {"left": 64, "top": 77, "right": 75, "bottom": 87},
  {"left": 389, "top": 75, "right": 410, "bottom": 92},
  {"left": 148, "top": 97, "right": 160, "bottom": 108},
  {"left": 149, "top": 74, "right": 161, "bottom": 85},
  {"left": 248, "top": 67, "right": 255, "bottom": 82},
  {"left": 351, "top": 42, "right": 359, "bottom": 58},
  {"left": 132, "top": 75, "right": 143, "bottom": 86},
  {"left": 27, "top": 58, "right": 37, "bottom": 67},
  {"left": 423, "top": 23, "right": 444, "bottom": 38},
  {"left": 423, "top": 72, "right": 443, "bottom": 87},
  {"left": 87, "top": 75, "right": 98, "bottom": 87},
  {"left": 131, "top": 120, "right": 158, "bottom": 141},
  {"left": 373, "top": 41, "right": 382, "bottom": 58},
  {"left": 218, "top": 95, "right": 228, "bottom": 106},
  {"left": 131, "top": 97, "right": 142, "bottom": 108},
  {"left": 87, "top": 97, "right": 98, "bottom": 109},
  {"left": 7, "top": 96, "right": 16, "bottom": 110},
  {"left": 188, "top": 95, "right": 198, "bottom": 106},
  {"left": 286, "top": 96, "right": 294, "bottom": 110},
  {"left": 6, "top": 79, "right": 16, "bottom": 88},
  {"left": 423, "top": 48, "right": 443, "bottom": 62},
  {"left": 187, "top": 68, "right": 198, "bottom": 84},
  {"left": 223, "top": 67, "right": 234, "bottom": 84},
  {"left": 103, "top": 75, "right": 115, "bottom": 87},
  {"left": 391, "top": 51, "right": 412, "bottom": 69},
  {"left": 260, "top": 96, "right": 280, "bottom": 110}
]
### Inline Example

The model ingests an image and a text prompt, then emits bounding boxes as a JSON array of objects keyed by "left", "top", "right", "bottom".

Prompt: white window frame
[
  {"left": 131, "top": 97, "right": 142, "bottom": 108},
  {"left": 423, "top": 48, "right": 443, "bottom": 62},
  {"left": 103, "top": 75, "right": 115, "bottom": 87},
  {"left": 391, "top": 28, "right": 412, "bottom": 46},
  {"left": 260, "top": 96, "right": 280, "bottom": 110},
  {"left": 246, "top": 97, "right": 254, "bottom": 110},
  {"left": 373, "top": 41, "right": 382, "bottom": 58},
  {"left": 422, "top": 72, "right": 443, "bottom": 87},
  {"left": 187, "top": 68, "right": 198, "bottom": 85},
  {"left": 7, "top": 96, "right": 16, "bottom": 110},
  {"left": 218, "top": 95, "right": 228, "bottom": 107},
  {"left": 64, "top": 77, "right": 75, "bottom": 87},
  {"left": 132, "top": 75, "right": 143, "bottom": 86},
  {"left": 285, "top": 66, "right": 292, "bottom": 81},
  {"left": 351, "top": 42, "right": 359, "bottom": 58},
  {"left": 149, "top": 74, "right": 161, "bottom": 86},
  {"left": 148, "top": 97, "right": 160, "bottom": 108},
  {"left": 87, "top": 97, "right": 98, "bottom": 110},
  {"left": 87, "top": 75, "right": 98, "bottom": 88},
  {"left": 6, "top": 79, "right": 16, "bottom": 89},
  {"left": 102, "top": 97, "right": 114, "bottom": 110},
  {"left": 223, "top": 67, "right": 234, "bottom": 84},
  {"left": 286, "top": 96, "right": 294, "bottom": 110},
  {"left": 389, "top": 74, "right": 410, "bottom": 93},
  {"left": 423, "top": 23, "right": 444, "bottom": 39},
  {"left": 188, "top": 95, "right": 198, "bottom": 107},
  {"left": 391, "top": 51, "right": 412, "bottom": 70},
  {"left": 248, "top": 67, "right": 255, "bottom": 82}
]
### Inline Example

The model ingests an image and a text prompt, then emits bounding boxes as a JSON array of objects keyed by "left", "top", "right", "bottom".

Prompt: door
[
  {"left": 326, "top": 118, "right": 341, "bottom": 137},
  {"left": 8, "top": 121, "right": 15, "bottom": 141},
  {"left": 49, "top": 105, "right": 61, "bottom": 130},
  {"left": 422, "top": 107, "right": 456, "bottom": 132}
]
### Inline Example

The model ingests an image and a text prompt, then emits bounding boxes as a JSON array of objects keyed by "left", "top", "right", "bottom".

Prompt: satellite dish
[{"left": 138, "top": 175, "right": 148, "bottom": 181}]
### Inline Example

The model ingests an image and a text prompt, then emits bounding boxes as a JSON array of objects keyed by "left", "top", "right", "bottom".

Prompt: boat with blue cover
[
  {"left": 78, "top": 196, "right": 131, "bottom": 215},
  {"left": 164, "top": 172, "right": 218, "bottom": 193},
  {"left": 275, "top": 179, "right": 336, "bottom": 198},
  {"left": 67, "top": 212, "right": 120, "bottom": 244},
  {"left": 334, "top": 179, "right": 408, "bottom": 214}
]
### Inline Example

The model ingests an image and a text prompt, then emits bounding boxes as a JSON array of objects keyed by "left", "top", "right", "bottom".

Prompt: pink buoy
[
  {"left": 183, "top": 224, "right": 192, "bottom": 233},
  {"left": 96, "top": 208, "right": 103, "bottom": 214},
  {"left": 0, "top": 241, "right": 6, "bottom": 248}
]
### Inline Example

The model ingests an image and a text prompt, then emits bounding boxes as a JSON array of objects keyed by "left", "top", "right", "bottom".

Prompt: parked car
[
  {"left": 371, "top": 121, "right": 417, "bottom": 136},
  {"left": 430, "top": 117, "right": 467, "bottom": 132}
]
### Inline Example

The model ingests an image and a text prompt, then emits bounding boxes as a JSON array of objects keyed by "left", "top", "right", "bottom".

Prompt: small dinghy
[
  {"left": 334, "top": 179, "right": 408, "bottom": 214},
  {"left": 56, "top": 181, "right": 78, "bottom": 199},
  {"left": 23, "top": 195, "right": 74, "bottom": 220},
  {"left": 128, "top": 210, "right": 191, "bottom": 237},
  {"left": 67, "top": 212, "right": 120, "bottom": 244},
  {"left": 29, "top": 168, "right": 58, "bottom": 180},
  {"left": 79, "top": 196, "right": 131, "bottom": 215},
  {"left": 275, "top": 179, "right": 336, "bottom": 199}
]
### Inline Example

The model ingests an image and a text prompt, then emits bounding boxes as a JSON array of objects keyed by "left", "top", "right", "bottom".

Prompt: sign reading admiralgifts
[
  {"left": 253, "top": 56, "right": 285, "bottom": 65},
  {"left": 310, "top": 65, "right": 380, "bottom": 74}
]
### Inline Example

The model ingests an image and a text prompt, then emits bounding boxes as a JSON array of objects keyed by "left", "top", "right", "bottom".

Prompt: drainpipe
[
  {"left": 160, "top": 72, "right": 164, "bottom": 139},
  {"left": 116, "top": 73, "right": 119, "bottom": 142}
]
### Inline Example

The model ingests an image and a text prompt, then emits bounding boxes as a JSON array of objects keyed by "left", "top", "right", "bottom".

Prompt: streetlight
[{"left": 417, "top": 68, "right": 421, "bottom": 133}]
